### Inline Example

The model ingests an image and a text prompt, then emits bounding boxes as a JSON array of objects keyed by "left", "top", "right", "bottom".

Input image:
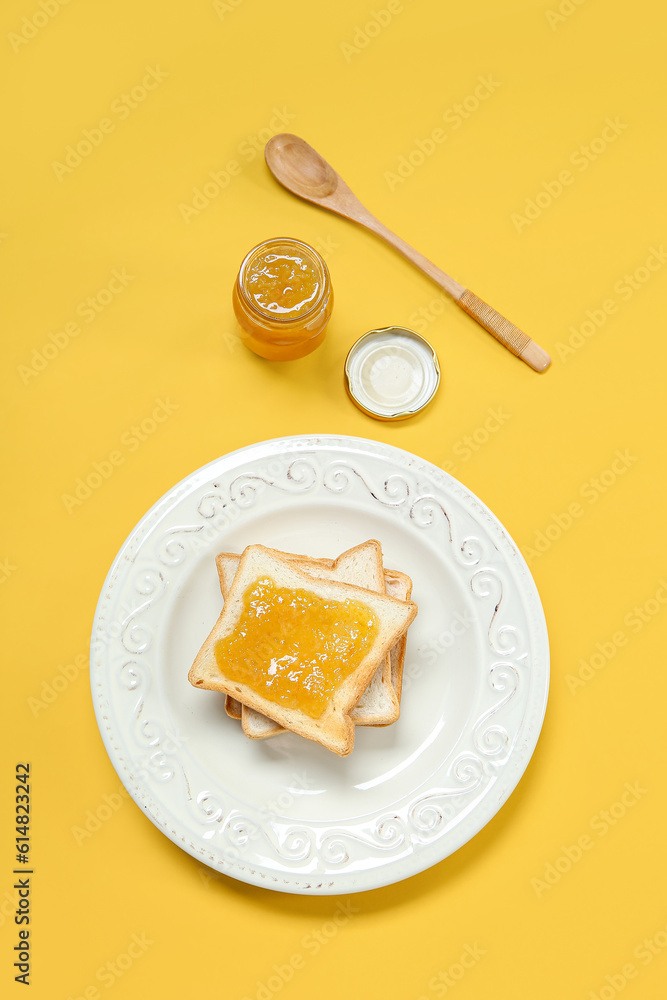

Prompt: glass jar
[{"left": 232, "top": 237, "right": 333, "bottom": 361}]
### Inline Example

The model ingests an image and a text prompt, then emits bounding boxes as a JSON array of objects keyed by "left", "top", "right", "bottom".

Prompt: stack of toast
[{"left": 188, "top": 541, "right": 417, "bottom": 755}]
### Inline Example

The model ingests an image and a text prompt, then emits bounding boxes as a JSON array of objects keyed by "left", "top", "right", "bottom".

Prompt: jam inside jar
[{"left": 232, "top": 238, "right": 333, "bottom": 360}]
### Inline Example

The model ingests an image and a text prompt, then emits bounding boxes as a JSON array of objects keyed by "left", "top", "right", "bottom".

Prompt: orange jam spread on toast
[
  {"left": 214, "top": 577, "right": 379, "bottom": 719},
  {"left": 245, "top": 249, "right": 321, "bottom": 318}
]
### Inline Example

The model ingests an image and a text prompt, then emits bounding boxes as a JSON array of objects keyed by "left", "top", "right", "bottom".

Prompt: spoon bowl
[{"left": 265, "top": 134, "right": 339, "bottom": 202}]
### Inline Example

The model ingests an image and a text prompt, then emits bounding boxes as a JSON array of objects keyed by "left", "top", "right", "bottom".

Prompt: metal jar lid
[{"left": 344, "top": 327, "right": 440, "bottom": 420}]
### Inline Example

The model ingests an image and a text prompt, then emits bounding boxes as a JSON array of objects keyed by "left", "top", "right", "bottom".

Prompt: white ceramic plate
[{"left": 91, "top": 435, "right": 549, "bottom": 894}]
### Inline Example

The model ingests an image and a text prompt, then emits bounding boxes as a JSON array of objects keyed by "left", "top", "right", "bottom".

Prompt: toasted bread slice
[
  {"left": 222, "top": 559, "right": 414, "bottom": 736},
  {"left": 216, "top": 542, "right": 399, "bottom": 736},
  {"left": 189, "top": 544, "right": 417, "bottom": 756},
  {"left": 219, "top": 551, "right": 336, "bottom": 731},
  {"left": 221, "top": 561, "right": 413, "bottom": 731}
]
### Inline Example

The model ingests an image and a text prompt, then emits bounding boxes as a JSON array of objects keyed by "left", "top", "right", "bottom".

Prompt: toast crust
[{"left": 376, "top": 570, "right": 412, "bottom": 721}]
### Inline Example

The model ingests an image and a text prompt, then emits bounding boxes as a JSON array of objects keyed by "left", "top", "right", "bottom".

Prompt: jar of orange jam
[{"left": 232, "top": 238, "right": 333, "bottom": 360}]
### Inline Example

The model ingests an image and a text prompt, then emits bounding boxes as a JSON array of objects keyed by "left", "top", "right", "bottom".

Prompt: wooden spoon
[{"left": 265, "top": 133, "right": 550, "bottom": 372}]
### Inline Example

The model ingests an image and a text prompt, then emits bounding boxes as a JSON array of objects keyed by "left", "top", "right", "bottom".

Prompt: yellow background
[{"left": 2, "top": 0, "right": 667, "bottom": 996}]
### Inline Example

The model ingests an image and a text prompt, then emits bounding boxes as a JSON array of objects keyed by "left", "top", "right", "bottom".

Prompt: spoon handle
[
  {"left": 360, "top": 213, "right": 465, "bottom": 298},
  {"left": 358, "top": 214, "right": 551, "bottom": 373},
  {"left": 456, "top": 291, "right": 551, "bottom": 372}
]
